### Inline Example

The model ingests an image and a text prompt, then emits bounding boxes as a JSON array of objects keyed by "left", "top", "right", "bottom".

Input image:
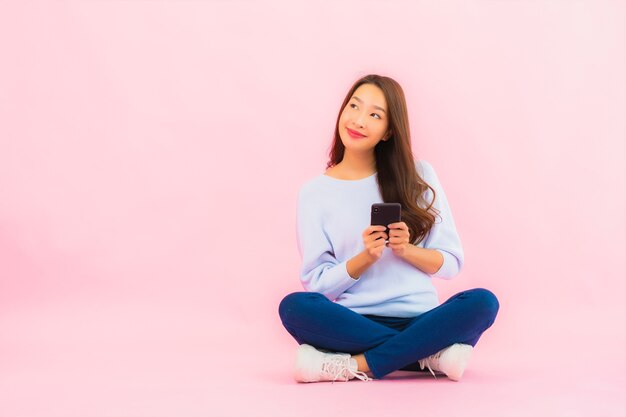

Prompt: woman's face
[{"left": 338, "top": 83, "right": 390, "bottom": 151}]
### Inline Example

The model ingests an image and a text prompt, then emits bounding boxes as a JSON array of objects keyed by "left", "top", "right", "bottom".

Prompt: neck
[{"left": 339, "top": 150, "right": 377, "bottom": 175}]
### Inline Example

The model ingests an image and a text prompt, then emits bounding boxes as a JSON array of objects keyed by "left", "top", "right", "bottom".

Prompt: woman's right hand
[
  {"left": 363, "top": 225, "right": 388, "bottom": 262},
  {"left": 346, "top": 225, "right": 389, "bottom": 280}
]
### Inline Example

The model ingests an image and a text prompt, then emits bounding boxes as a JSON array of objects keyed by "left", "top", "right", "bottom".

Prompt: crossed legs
[{"left": 279, "top": 288, "right": 499, "bottom": 379}]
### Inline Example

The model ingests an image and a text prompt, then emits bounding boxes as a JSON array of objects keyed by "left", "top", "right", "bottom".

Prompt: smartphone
[{"left": 370, "top": 203, "right": 402, "bottom": 240}]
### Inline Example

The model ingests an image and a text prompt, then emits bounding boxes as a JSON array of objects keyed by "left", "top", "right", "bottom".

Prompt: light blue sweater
[{"left": 296, "top": 160, "right": 464, "bottom": 317}]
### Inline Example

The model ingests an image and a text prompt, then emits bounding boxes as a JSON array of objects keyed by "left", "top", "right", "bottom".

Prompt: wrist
[
  {"left": 397, "top": 243, "right": 414, "bottom": 260},
  {"left": 347, "top": 250, "right": 378, "bottom": 280},
  {"left": 362, "top": 248, "right": 379, "bottom": 264}
]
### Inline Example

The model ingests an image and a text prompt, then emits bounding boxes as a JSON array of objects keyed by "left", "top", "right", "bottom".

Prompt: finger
[
  {"left": 373, "top": 231, "right": 386, "bottom": 238},
  {"left": 388, "top": 236, "right": 408, "bottom": 244},
  {"left": 366, "top": 232, "right": 386, "bottom": 242},
  {"left": 388, "top": 230, "right": 409, "bottom": 239},
  {"left": 375, "top": 241, "right": 387, "bottom": 250},
  {"left": 388, "top": 222, "right": 408, "bottom": 230},
  {"left": 364, "top": 226, "right": 384, "bottom": 237},
  {"left": 371, "top": 241, "right": 385, "bottom": 251},
  {"left": 372, "top": 225, "right": 387, "bottom": 233},
  {"left": 388, "top": 242, "right": 403, "bottom": 250}
]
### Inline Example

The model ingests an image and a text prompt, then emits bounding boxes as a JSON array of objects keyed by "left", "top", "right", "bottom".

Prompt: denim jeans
[{"left": 278, "top": 288, "right": 499, "bottom": 379}]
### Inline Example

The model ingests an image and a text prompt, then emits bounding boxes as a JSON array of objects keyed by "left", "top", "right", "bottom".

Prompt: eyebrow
[{"left": 352, "top": 96, "right": 386, "bottom": 113}]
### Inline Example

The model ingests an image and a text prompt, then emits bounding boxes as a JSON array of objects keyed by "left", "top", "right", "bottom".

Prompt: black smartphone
[{"left": 370, "top": 203, "right": 402, "bottom": 240}]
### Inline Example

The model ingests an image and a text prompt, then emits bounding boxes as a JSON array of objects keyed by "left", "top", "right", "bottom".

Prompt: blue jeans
[{"left": 278, "top": 288, "right": 500, "bottom": 379}]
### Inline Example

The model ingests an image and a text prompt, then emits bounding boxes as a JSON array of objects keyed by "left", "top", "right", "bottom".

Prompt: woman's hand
[
  {"left": 386, "top": 222, "right": 411, "bottom": 258},
  {"left": 347, "top": 226, "right": 388, "bottom": 280},
  {"left": 362, "top": 225, "right": 388, "bottom": 262}
]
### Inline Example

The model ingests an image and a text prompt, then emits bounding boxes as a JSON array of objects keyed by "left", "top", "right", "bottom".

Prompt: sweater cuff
[
  {"left": 315, "top": 259, "right": 360, "bottom": 301},
  {"left": 432, "top": 250, "right": 461, "bottom": 279},
  {"left": 331, "top": 260, "right": 360, "bottom": 296}
]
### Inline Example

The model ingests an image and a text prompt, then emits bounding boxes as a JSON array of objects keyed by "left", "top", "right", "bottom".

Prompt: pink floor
[{"left": 1, "top": 293, "right": 623, "bottom": 417}]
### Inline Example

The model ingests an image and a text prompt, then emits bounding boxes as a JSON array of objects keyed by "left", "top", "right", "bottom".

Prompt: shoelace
[
  {"left": 418, "top": 350, "right": 442, "bottom": 379},
  {"left": 321, "top": 355, "right": 372, "bottom": 382}
]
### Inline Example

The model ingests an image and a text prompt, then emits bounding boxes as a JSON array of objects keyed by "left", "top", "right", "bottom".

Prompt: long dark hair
[{"left": 326, "top": 74, "right": 439, "bottom": 244}]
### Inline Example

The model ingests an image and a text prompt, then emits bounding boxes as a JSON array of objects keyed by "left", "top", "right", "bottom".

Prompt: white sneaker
[
  {"left": 294, "top": 344, "right": 371, "bottom": 383},
  {"left": 418, "top": 343, "right": 473, "bottom": 381}
]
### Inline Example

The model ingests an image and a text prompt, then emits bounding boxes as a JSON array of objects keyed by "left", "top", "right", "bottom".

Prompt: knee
[
  {"left": 468, "top": 288, "right": 500, "bottom": 321},
  {"left": 278, "top": 291, "right": 325, "bottom": 323}
]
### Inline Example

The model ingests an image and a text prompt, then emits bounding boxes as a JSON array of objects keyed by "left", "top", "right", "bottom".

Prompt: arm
[
  {"left": 411, "top": 161, "right": 464, "bottom": 279},
  {"left": 397, "top": 245, "right": 444, "bottom": 275},
  {"left": 346, "top": 250, "right": 377, "bottom": 279},
  {"left": 410, "top": 160, "right": 465, "bottom": 279},
  {"left": 296, "top": 187, "right": 360, "bottom": 299}
]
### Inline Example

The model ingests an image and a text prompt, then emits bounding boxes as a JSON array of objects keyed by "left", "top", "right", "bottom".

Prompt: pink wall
[{"left": 0, "top": 1, "right": 624, "bottom": 416}]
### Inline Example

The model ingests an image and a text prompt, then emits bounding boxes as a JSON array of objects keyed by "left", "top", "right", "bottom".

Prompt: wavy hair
[{"left": 326, "top": 74, "right": 439, "bottom": 244}]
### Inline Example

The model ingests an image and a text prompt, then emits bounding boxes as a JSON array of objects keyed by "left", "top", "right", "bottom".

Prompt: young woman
[{"left": 278, "top": 74, "right": 499, "bottom": 383}]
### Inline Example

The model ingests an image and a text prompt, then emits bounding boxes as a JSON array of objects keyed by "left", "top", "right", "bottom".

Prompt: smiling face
[{"left": 338, "top": 83, "right": 390, "bottom": 151}]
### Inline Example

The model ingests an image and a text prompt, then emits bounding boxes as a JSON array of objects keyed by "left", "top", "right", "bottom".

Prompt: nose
[{"left": 354, "top": 112, "right": 366, "bottom": 128}]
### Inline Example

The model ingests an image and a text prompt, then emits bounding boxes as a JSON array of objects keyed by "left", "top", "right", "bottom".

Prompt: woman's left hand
[{"left": 386, "top": 222, "right": 411, "bottom": 258}]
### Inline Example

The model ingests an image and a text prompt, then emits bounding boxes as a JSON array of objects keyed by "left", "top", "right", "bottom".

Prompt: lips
[{"left": 346, "top": 128, "right": 366, "bottom": 139}]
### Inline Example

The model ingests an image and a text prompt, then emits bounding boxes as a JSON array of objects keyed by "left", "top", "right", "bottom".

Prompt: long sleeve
[
  {"left": 418, "top": 161, "right": 465, "bottom": 279},
  {"left": 296, "top": 186, "right": 359, "bottom": 300}
]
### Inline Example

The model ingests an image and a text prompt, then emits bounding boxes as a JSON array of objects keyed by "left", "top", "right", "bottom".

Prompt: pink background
[{"left": 1, "top": 1, "right": 624, "bottom": 416}]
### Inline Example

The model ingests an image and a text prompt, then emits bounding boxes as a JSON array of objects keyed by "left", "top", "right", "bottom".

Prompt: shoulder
[
  {"left": 297, "top": 174, "right": 327, "bottom": 202},
  {"left": 415, "top": 159, "right": 436, "bottom": 179}
]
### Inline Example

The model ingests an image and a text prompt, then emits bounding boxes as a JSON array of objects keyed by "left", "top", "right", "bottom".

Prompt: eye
[
  {"left": 371, "top": 113, "right": 381, "bottom": 120},
  {"left": 349, "top": 103, "right": 358, "bottom": 109}
]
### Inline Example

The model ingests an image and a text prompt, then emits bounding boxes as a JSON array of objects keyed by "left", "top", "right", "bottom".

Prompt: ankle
[{"left": 352, "top": 354, "right": 370, "bottom": 373}]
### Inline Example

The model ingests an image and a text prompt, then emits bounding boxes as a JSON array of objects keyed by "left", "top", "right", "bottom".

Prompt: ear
[{"left": 383, "top": 131, "right": 392, "bottom": 141}]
